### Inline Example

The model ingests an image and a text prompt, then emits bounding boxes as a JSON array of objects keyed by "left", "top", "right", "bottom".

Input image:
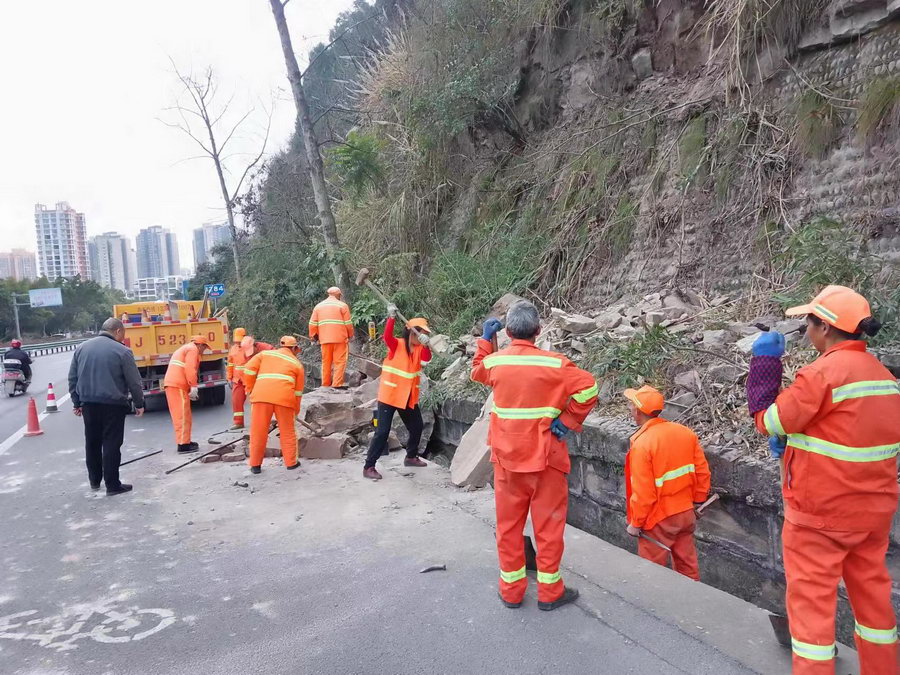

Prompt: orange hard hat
[
  {"left": 785, "top": 285, "right": 871, "bottom": 334},
  {"left": 623, "top": 385, "right": 665, "bottom": 415},
  {"left": 240, "top": 335, "right": 255, "bottom": 358},
  {"left": 233, "top": 327, "right": 246, "bottom": 342},
  {"left": 406, "top": 317, "right": 431, "bottom": 333},
  {"left": 327, "top": 286, "right": 342, "bottom": 297},
  {"left": 280, "top": 335, "right": 298, "bottom": 348},
  {"left": 191, "top": 334, "right": 209, "bottom": 346}
]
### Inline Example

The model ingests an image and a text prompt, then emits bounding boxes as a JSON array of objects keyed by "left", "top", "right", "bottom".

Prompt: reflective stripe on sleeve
[
  {"left": 788, "top": 434, "right": 900, "bottom": 463},
  {"left": 791, "top": 638, "right": 835, "bottom": 661},
  {"left": 536, "top": 570, "right": 561, "bottom": 584},
  {"left": 483, "top": 355, "right": 563, "bottom": 369},
  {"left": 855, "top": 622, "right": 898, "bottom": 644},
  {"left": 831, "top": 380, "right": 900, "bottom": 404},
  {"left": 261, "top": 351, "right": 301, "bottom": 366},
  {"left": 169, "top": 359, "right": 186, "bottom": 368},
  {"left": 763, "top": 403, "right": 785, "bottom": 436},
  {"left": 499, "top": 566, "right": 526, "bottom": 583},
  {"left": 382, "top": 365, "right": 420, "bottom": 379},
  {"left": 294, "top": 391, "right": 303, "bottom": 397},
  {"left": 491, "top": 405, "right": 562, "bottom": 419},
  {"left": 383, "top": 381, "right": 397, "bottom": 387},
  {"left": 257, "top": 373, "right": 296, "bottom": 383},
  {"left": 572, "top": 382, "right": 598, "bottom": 403},
  {"left": 654, "top": 463, "right": 695, "bottom": 487},
  {"left": 243, "top": 369, "right": 257, "bottom": 376}
]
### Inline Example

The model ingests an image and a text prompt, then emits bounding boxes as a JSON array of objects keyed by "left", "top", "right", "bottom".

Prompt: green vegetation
[
  {"left": 857, "top": 76, "right": 900, "bottom": 141},
  {"left": 795, "top": 91, "right": 840, "bottom": 158},
  {"left": 679, "top": 115, "right": 708, "bottom": 187},
  {"left": 327, "top": 130, "right": 386, "bottom": 203},
  {"left": 580, "top": 326, "right": 684, "bottom": 388}
]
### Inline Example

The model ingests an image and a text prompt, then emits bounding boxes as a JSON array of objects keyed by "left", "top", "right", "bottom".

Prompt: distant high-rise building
[
  {"left": 136, "top": 226, "right": 180, "bottom": 279},
  {"left": 34, "top": 202, "right": 90, "bottom": 280},
  {"left": 192, "top": 221, "right": 231, "bottom": 268},
  {"left": 88, "top": 232, "right": 136, "bottom": 293},
  {"left": 0, "top": 249, "right": 38, "bottom": 281},
  {"left": 133, "top": 275, "right": 185, "bottom": 302}
]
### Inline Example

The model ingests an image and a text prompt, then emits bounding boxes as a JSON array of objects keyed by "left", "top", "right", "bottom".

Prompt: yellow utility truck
[{"left": 114, "top": 300, "right": 229, "bottom": 407}]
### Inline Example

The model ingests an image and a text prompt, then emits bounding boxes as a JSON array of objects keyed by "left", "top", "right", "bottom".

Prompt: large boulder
[
  {"left": 450, "top": 394, "right": 494, "bottom": 488},
  {"left": 351, "top": 377, "right": 381, "bottom": 405},
  {"left": 550, "top": 308, "right": 596, "bottom": 334},
  {"left": 391, "top": 404, "right": 435, "bottom": 452},
  {"left": 301, "top": 432, "right": 354, "bottom": 459},
  {"left": 301, "top": 387, "right": 372, "bottom": 436}
]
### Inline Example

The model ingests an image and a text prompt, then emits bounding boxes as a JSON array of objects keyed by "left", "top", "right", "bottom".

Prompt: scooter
[{"left": 2, "top": 360, "right": 30, "bottom": 397}]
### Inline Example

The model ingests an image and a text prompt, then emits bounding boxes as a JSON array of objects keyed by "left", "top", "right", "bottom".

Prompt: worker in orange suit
[
  {"left": 623, "top": 385, "right": 710, "bottom": 580},
  {"left": 226, "top": 327, "right": 247, "bottom": 429},
  {"left": 471, "top": 300, "right": 598, "bottom": 611},
  {"left": 746, "top": 285, "right": 900, "bottom": 674},
  {"left": 243, "top": 335, "right": 305, "bottom": 474},
  {"left": 362, "top": 306, "right": 433, "bottom": 480},
  {"left": 309, "top": 287, "right": 353, "bottom": 388},
  {"left": 163, "top": 335, "right": 209, "bottom": 453}
]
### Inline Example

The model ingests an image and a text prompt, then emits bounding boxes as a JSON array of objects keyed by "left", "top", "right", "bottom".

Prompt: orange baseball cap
[
  {"left": 406, "top": 317, "right": 431, "bottom": 333},
  {"left": 233, "top": 327, "right": 246, "bottom": 342},
  {"left": 623, "top": 385, "right": 665, "bottom": 415},
  {"left": 785, "top": 285, "right": 871, "bottom": 334},
  {"left": 191, "top": 334, "right": 209, "bottom": 346},
  {"left": 327, "top": 286, "right": 342, "bottom": 297},
  {"left": 280, "top": 335, "right": 298, "bottom": 348}
]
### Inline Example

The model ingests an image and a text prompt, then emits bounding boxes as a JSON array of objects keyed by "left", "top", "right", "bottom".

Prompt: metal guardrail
[{"left": 0, "top": 338, "right": 89, "bottom": 359}]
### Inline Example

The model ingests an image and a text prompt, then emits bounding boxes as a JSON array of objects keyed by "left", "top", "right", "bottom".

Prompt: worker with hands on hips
[
  {"left": 472, "top": 301, "right": 598, "bottom": 611},
  {"left": 163, "top": 334, "right": 210, "bottom": 453},
  {"left": 746, "top": 285, "right": 900, "bottom": 674}
]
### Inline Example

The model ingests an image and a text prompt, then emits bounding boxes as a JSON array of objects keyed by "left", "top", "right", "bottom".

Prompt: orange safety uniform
[
  {"left": 244, "top": 347, "right": 305, "bottom": 468},
  {"left": 625, "top": 417, "right": 711, "bottom": 580},
  {"left": 163, "top": 342, "right": 202, "bottom": 445},
  {"left": 471, "top": 338, "right": 598, "bottom": 605},
  {"left": 755, "top": 340, "right": 900, "bottom": 673},
  {"left": 377, "top": 333, "right": 428, "bottom": 410},
  {"left": 309, "top": 296, "right": 353, "bottom": 387},
  {"left": 228, "top": 338, "right": 273, "bottom": 428}
]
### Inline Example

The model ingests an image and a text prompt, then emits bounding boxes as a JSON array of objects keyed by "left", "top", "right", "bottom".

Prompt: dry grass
[{"left": 857, "top": 76, "right": 900, "bottom": 142}]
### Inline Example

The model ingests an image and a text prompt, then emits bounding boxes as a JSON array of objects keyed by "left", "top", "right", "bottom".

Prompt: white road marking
[{"left": 0, "top": 393, "right": 72, "bottom": 457}]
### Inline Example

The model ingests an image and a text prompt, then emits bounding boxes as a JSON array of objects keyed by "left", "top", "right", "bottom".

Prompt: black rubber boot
[
  {"left": 250, "top": 466, "right": 261, "bottom": 474},
  {"left": 177, "top": 444, "right": 195, "bottom": 453},
  {"left": 538, "top": 587, "right": 579, "bottom": 611},
  {"left": 106, "top": 483, "right": 133, "bottom": 496},
  {"left": 286, "top": 462, "right": 300, "bottom": 470},
  {"left": 499, "top": 593, "right": 522, "bottom": 609},
  {"left": 188, "top": 441, "right": 200, "bottom": 450}
]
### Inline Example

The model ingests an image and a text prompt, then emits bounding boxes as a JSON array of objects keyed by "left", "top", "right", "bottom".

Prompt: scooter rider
[{"left": 3, "top": 340, "right": 32, "bottom": 383}]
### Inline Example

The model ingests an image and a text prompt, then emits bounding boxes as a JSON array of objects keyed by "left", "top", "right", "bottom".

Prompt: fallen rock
[
  {"left": 631, "top": 48, "right": 653, "bottom": 79},
  {"left": 391, "top": 405, "right": 435, "bottom": 450},
  {"left": 302, "top": 432, "right": 353, "bottom": 459},
  {"left": 490, "top": 293, "right": 525, "bottom": 319},
  {"left": 570, "top": 339, "right": 586, "bottom": 354},
  {"left": 707, "top": 363, "right": 744, "bottom": 384},
  {"left": 701, "top": 329, "right": 729, "bottom": 351},
  {"left": 301, "top": 387, "right": 372, "bottom": 435},
  {"left": 364, "top": 429, "right": 402, "bottom": 451},
  {"left": 351, "top": 377, "right": 381, "bottom": 405},
  {"left": 357, "top": 359, "right": 382, "bottom": 380},
  {"left": 643, "top": 311, "right": 666, "bottom": 328},
  {"left": 550, "top": 308, "right": 596, "bottom": 334},
  {"left": 774, "top": 318, "right": 805, "bottom": 335},
  {"left": 441, "top": 356, "right": 466, "bottom": 380},
  {"left": 221, "top": 453, "right": 244, "bottom": 463},
  {"left": 427, "top": 334, "right": 452, "bottom": 355},
  {"left": 345, "top": 371, "right": 365, "bottom": 388},
  {"left": 200, "top": 454, "right": 221, "bottom": 463},
  {"left": 450, "top": 394, "right": 493, "bottom": 488},
  {"left": 674, "top": 369, "right": 702, "bottom": 393},
  {"left": 661, "top": 392, "right": 697, "bottom": 420},
  {"left": 594, "top": 310, "right": 623, "bottom": 330},
  {"left": 610, "top": 324, "right": 639, "bottom": 340},
  {"left": 735, "top": 332, "right": 763, "bottom": 353}
]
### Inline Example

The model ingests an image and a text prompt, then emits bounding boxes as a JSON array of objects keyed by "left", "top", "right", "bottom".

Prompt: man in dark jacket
[
  {"left": 68, "top": 318, "right": 145, "bottom": 496},
  {"left": 4, "top": 340, "right": 33, "bottom": 382}
]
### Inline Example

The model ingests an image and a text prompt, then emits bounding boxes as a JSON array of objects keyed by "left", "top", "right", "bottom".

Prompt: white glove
[
  {"left": 387, "top": 303, "right": 397, "bottom": 318},
  {"left": 189, "top": 386, "right": 199, "bottom": 401},
  {"left": 416, "top": 332, "right": 431, "bottom": 346}
]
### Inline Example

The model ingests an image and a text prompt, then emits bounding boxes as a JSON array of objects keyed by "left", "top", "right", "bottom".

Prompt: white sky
[{"left": 0, "top": 0, "right": 356, "bottom": 271}]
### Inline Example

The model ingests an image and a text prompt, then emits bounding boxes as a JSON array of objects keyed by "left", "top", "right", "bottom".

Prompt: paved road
[
  {"left": 0, "top": 350, "right": 74, "bottom": 440},
  {"left": 0, "top": 393, "right": 771, "bottom": 674}
]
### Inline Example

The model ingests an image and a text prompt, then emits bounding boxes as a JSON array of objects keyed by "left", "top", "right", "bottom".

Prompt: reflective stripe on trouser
[
  {"left": 494, "top": 464, "right": 568, "bottom": 604},
  {"left": 320, "top": 342, "right": 348, "bottom": 387},
  {"left": 165, "top": 386, "right": 192, "bottom": 445},
  {"left": 248, "top": 402, "right": 298, "bottom": 467},
  {"left": 636, "top": 509, "right": 699, "bottom": 581},
  {"left": 231, "top": 380, "right": 246, "bottom": 426},
  {"left": 783, "top": 520, "right": 898, "bottom": 674}
]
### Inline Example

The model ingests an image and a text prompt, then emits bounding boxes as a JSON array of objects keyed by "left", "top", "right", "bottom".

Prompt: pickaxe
[{"left": 355, "top": 268, "right": 431, "bottom": 346}]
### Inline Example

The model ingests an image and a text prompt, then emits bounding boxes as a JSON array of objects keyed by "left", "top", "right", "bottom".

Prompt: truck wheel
[{"left": 201, "top": 385, "right": 226, "bottom": 406}]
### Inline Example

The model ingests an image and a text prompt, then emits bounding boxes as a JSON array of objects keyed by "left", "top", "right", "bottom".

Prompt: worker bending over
[
  {"left": 363, "top": 306, "right": 432, "bottom": 480},
  {"left": 747, "top": 285, "right": 900, "bottom": 674},
  {"left": 227, "top": 331, "right": 274, "bottom": 429},
  {"left": 471, "top": 300, "right": 597, "bottom": 610},
  {"left": 309, "top": 286, "right": 353, "bottom": 388},
  {"left": 244, "top": 335, "right": 304, "bottom": 473},
  {"left": 163, "top": 335, "right": 209, "bottom": 453},
  {"left": 623, "top": 385, "right": 710, "bottom": 580}
]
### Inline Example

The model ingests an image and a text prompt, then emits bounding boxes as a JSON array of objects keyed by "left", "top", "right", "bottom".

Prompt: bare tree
[
  {"left": 267, "top": 0, "right": 352, "bottom": 296},
  {"left": 162, "top": 63, "right": 272, "bottom": 283}
]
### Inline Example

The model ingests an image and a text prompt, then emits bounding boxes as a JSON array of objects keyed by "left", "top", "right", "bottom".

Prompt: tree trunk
[
  {"left": 267, "top": 0, "right": 353, "bottom": 297},
  {"left": 203, "top": 110, "right": 243, "bottom": 283}
]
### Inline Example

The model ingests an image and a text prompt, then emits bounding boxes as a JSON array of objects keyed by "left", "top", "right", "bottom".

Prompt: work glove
[
  {"left": 752, "top": 331, "right": 785, "bottom": 358},
  {"left": 311, "top": 334, "right": 319, "bottom": 343},
  {"left": 550, "top": 418, "right": 570, "bottom": 439},
  {"left": 482, "top": 318, "right": 503, "bottom": 341},
  {"left": 387, "top": 303, "right": 397, "bottom": 318},
  {"left": 415, "top": 331, "right": 431, "bottom": 346},
  {"left": 768, "top": 436, "right": 786, "bottom": 459},
  {"left": 189, "top": 386, "right": 199, "bottom": 401}
]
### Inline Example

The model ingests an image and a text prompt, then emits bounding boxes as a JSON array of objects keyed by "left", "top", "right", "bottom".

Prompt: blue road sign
[{"left": 205, "top": 283, "right": 226, "bottom": 298}]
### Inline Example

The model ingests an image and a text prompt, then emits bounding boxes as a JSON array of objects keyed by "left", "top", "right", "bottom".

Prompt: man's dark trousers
[{"left": 81, "top": 403, "right": 128, "bottom": 489}]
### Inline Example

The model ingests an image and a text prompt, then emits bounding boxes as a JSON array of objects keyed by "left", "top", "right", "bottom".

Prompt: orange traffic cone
[
  {"left": 24, "top": 397, "right": 43, "bottom": 437},
  {"left": 45, "top": 383, "right": 59, "bottom": 413}
]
